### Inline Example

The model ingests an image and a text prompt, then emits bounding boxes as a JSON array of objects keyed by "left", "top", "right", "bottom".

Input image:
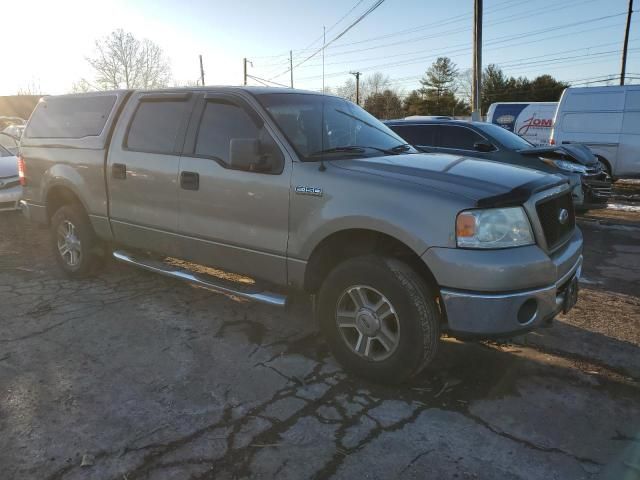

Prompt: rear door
[
  {"left": 176, "top": 93, "right": 291, "bottom": 284},
  {"left": 107, "top": 92, "right": 195, "bottom": 254},
  {"left": 437, "top": 124, "right": 491, "bottom": 158},
  {"left": 390, "top": 124, "right": 439, "bottom": 153}
]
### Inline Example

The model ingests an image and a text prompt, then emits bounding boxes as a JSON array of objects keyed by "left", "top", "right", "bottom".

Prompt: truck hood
[
  {"left": 517, "top": 144, "right": 598, "bottom": 166},
  {"left": 0, "top": 155, "right": 18, "bottom": 178},
  {"left": 330, "top": 152, "right": 567, "bottom": 207}
]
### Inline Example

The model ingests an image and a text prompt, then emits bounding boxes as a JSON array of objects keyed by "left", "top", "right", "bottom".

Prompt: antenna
[
  {"left": 322, "top": 26, "right": 326, "bottom": 94},
  {"left": 319, "top": 25, "right": 327, "bottom": 172}
]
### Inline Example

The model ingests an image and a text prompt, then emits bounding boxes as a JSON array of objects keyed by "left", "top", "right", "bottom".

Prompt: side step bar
[{"left": 112, "top": 250, "right": 287, "bottom": 307}]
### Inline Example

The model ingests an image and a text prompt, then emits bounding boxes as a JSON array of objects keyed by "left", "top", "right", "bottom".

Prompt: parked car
[
  {"left": 550, "top": 85, "right": 640, "bottom": 180},
  {"left": 486, "top": 101, "right": 557, "bottom": 146},
  {"left": 385, "top": 118, "right": 611, "bottom": 210},
  {"left": 20, "top": 88, "right": 582, "bottom": 384},
  {"left": 0, "top": 144, "right": 21, "bottom": 211},
  {"left": 2, "top": 124, "right": 25, "bottom": 139},
  {"left": 0, "top": 132, "right": 19, "bottom": 156}
]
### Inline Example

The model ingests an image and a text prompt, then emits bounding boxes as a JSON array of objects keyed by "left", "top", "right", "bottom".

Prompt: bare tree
[
  {"left": 332, "top": 72, "right": 391, "bottom": 104},
  {"left": 16, "top": 79, "right": 43, "bottom": 96},
  {"left": 364, "top": 72, "right": 390, "bottom": 97},
  {"left": 334, "top": 78, "right": 358, "bottom": 102},
  {"left": 457, "top": 68, "right": 473, "bottom": 109},
  {"left": 77, "top": 29, "right": 171, "bottom": 91}
]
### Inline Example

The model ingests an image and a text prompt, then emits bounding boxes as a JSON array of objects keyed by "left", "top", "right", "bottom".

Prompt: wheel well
[
  {"left": 46, "top": 186, "right": 84, "bottom": 221},
  {"left": 304, "top": 229, "right": 438, "bottom": 294}
]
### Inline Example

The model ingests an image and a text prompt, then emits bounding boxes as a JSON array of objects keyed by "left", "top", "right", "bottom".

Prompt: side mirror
[
  {"left": 229, "top": 138, "right": 265, "bottom": 172},
  {"left": 474, "top": 141, "right": 494, "bottom": 152}
]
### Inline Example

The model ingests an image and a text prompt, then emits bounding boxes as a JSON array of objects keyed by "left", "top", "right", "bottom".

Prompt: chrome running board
[{"left": 112, "top": 250, "right": 287, "bottom": 307}]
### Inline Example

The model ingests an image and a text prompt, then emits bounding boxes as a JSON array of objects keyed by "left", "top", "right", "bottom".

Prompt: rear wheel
[
  {"left": 50, "top": 204, "right": 104, "bottom": 277},
  {"left": 317, "top": 255, "right": 440, "bottom": 384}
]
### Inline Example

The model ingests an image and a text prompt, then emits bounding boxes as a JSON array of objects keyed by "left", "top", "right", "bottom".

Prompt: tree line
[
  {"left": 72, "top": 30, "right": 569, "bottom": 120},
  {"left": 333, "top": 57, "right": 568, "bottom": 119}
]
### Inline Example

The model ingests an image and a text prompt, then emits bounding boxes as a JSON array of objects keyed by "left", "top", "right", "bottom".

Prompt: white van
[
  {"left": 550, "top": 85, "right": 640, "bottom": 179},
  {"left": 486, "top": 102, "right": 557, "bottom": 146}
]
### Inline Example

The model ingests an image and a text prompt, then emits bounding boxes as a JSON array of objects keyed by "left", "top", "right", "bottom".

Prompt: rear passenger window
[
  {"left": 195, "top": 102, "right": 260, "bottom": 164},
  {"left": 25, "top": 95, "right": 116, "bottom": 138},
  {"left": 391, "top": 125, "right": 437, "bottom": 146},
  {"left": 439, "top": 126, "right": 484, "bottom": 150},
  {"left": 126, "top": 100, "right": 189, "bottom": 154}
]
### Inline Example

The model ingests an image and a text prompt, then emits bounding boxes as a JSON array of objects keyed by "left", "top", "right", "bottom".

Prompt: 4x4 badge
[{"left": 295, "top": 186, "right": 323, "bottom": 197}]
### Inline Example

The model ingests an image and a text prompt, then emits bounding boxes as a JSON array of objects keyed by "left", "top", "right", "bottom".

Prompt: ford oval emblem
[{"left": 558, "top": 208, "right": 569, "bottom": 225}]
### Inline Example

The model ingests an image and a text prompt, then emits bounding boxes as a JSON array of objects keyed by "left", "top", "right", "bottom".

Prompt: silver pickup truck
[{"left": 19, "top": 87, "right": 583, "bottom": 383}]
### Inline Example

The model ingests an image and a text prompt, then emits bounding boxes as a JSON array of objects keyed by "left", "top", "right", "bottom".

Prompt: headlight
[
  {"left": 456, "top": 207, "right": 535, "bottom": 249},
  {"left": 541, "top": 158, "right": 588, "bottom": 174}
]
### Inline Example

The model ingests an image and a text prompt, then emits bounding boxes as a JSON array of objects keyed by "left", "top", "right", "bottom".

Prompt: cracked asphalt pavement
[{"left": 1, "top": 201, "right": 639, "bottom": 479}]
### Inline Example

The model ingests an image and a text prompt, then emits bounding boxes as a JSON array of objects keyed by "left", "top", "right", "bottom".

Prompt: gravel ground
[{"left": 1, "top": 198, "right": 639, "bottom": 479}]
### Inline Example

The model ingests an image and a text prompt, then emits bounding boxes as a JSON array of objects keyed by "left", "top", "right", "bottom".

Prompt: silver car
[{"left": 0, "top": 145, "right": 21, "bottom": 211}]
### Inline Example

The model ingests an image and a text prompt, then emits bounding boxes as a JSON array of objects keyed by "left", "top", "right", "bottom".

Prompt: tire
[
  {"left": 50, "top": 204, "right": 104, "bottom": 278},
  {"left": 597, "top": 157, "right": 615, "bottom": 181},
  {"left": 317, "top": 255, "right": 440, "bottom": 384}
]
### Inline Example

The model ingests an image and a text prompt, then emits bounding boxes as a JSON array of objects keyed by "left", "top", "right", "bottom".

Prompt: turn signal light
[
  {"left": 18, "top": 156, "right": 26, "bottom": 186},
  {"left": 456, "top": 212, "right": 476, "bottom": 238}
]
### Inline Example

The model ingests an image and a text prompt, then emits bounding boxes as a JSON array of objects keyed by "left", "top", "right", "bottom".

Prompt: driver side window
[{"left": 195, "top": 101, "right": 284, "bottom": 173}]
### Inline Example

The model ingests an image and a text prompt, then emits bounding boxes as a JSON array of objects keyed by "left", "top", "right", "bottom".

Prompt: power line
[
  {"left": 290, "top": 0, "right": 528, "bottom": 56},
  {"left": 245, "top": 74, "right": 289, "bottom": 88},
  {"left": 295, "top": 11, "right": 633, "bottom": 82},
  {"left": 267, "top": 0, "right": 386, "bottom": 81},
  {"left": 296, "top": 23, "right": 631, "bottom": 71},
  {"left": 294, "top": 0, "right": 595, "bottom": 58},
  {"left": 299, "top": 0, "right": 367, "bottom": 54}
]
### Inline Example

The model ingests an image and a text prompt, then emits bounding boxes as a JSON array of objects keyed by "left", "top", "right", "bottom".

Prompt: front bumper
[
  {"left": 566, "top": 170, "right": 611, "bottom": 209},
  {"left": 0, "top": 185, "right": 22, "bottom": 211},
  {"left": 424, "top": 227, "right": 583, "bottom": 337},
  {"left": 440, "top": 255, "right": 581, "bottom": 337}
]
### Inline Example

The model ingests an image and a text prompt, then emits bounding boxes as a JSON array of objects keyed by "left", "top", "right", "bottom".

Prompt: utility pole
[
  {"left": 243, "top": 58, "right": 247, "bottom": 86},
  {"left": 290, "top": 50, "right": 294, "bottom": 88},
  {"left": 471, "top": 0, "right": 483, "bottom": 121},
  {"left": 199, "top": 55, "right": 205, "bottom": 86},
  {"left": 350, "top": 71, "right": 362, "bottom": 105},
  {"left": 620, "top": 0, "right": 634, "bottom": 85}
]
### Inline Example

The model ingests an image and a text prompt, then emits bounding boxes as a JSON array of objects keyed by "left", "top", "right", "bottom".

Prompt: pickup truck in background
[{"left": 19, "top": 88, "right": 583, "bottom": 383}]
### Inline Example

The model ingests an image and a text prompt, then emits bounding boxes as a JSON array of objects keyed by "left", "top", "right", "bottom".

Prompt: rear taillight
[
  {"left": 549, "top": 138, "right": 555, "bottom": 145},
  {"left": 18, "top": 156, "right": 26, "bottom": 186}
]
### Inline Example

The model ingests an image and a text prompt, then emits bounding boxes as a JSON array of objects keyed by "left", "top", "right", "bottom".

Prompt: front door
[{"left": 176, "top": 94, "right": 291, "bottom": 285}]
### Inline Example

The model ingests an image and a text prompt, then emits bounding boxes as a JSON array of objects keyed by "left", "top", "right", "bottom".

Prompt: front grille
[{"left": 536, "top": 192, "right": 575, "bottom": 250}]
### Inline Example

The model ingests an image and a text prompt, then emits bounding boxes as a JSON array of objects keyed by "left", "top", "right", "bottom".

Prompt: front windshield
[
  {"left": 257, "top": 93, "right": 415, "bottom": 160},
  {"left": 475, "top": 122, "right": 534, "bottom": 150}
]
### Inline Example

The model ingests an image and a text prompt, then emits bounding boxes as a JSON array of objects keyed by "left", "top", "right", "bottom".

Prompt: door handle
[
  {"left": 112, "top": 163, "right": 126, "bottom": 179},
  {"left": 180, "top": 171, "right": 199, "bottom": 190}
]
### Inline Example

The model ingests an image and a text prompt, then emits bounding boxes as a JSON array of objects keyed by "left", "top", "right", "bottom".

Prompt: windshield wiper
[
  {"left": 309, "top": 146, "right": 367, "bottom": 156},
  {"left": 309, "top": 145, "right": 406, "bottom": 157}
]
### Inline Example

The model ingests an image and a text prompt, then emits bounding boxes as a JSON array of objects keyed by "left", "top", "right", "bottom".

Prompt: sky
[{"left": 1, "top": 0, "right": 638, "bottom": 96}]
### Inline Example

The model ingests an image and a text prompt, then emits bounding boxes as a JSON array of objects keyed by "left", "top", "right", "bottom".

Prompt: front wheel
[
  {"left": 317, "top": 255, "right": 441, "bottom": 384},
  {"left": 50, "top": 204, "right": 104, "bottom": 278}
]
